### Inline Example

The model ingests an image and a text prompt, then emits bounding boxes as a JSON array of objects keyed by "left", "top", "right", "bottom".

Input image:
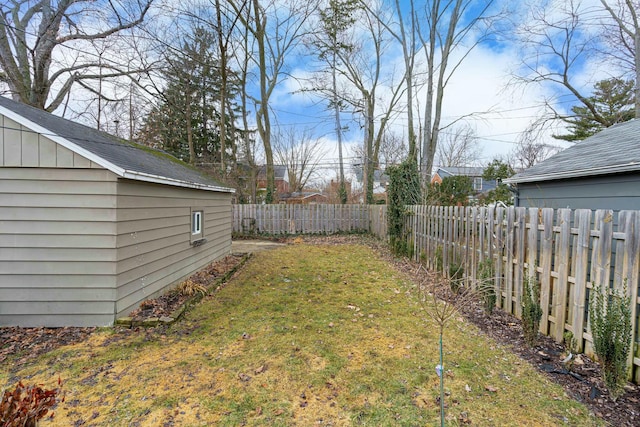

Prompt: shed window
[{"left": 192, "top": 211, "right": 203, "bottom": 235}]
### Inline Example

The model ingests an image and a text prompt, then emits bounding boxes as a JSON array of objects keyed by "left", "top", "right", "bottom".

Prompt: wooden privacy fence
[
  {"left": 231, "top": 203, "right": 640, "bottom": 382},
  {"left": 233, "top": 204, "right": 387, "bottom": 236},
  {"left": 406, "top": 205, "right": 640, "bottom": 382}
]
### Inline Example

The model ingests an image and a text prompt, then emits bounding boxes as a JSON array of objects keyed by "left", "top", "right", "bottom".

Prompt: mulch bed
[
  {"left": 1, "top": 236, "right": 639, "bottom": 427},
  {"left": 127, "top": 253, "right": 246, "bottom": 321}
]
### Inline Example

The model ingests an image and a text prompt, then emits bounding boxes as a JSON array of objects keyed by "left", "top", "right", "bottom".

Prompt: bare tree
[
  {"left": 273, "top": 127, "right": 325, "bottom": 192},
  {"left": 229, "top": 0, "right": 317, "bottom": 203},
  {"left": 209, "top": 0, "right": 247, "bottom": 173},
  {"left": 435, "top": 124, "right": 480, "bottom": 167},
  {"left": 511, "top": 139, "right": 555, "bottom": 170},
  {"left": 0, "top": 0, "right": 153, "bottom": 112},
  {"left": 512, "top": 0, "right": 640, "bottom": 139},
  {"left": 378, "top": 130, "right": 408, "bottom": 170},
  {"left": 332, "top": 3, "right": 403, "bottom": 203},
  {"left": 511, "top": 2, "right": 608, "bottom": 124},
  {"left": 599, "top": 0, "right": 640, "bottom": 118},
  {"left": 364, "top": 0, "right": 419, "bottom": 161},
  {"left": 418, "top": 0, "right": 499, "bottom": 182},
  {"left": 309, "top": 0, "right": 360, "bottom": 204}
]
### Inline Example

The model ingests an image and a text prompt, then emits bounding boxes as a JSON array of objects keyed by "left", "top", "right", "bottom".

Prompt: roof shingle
[
  {"left": 506, "top": 119, "right": 640, "bottom": 184},
  {"left": 0, "top": 96, "right": 232, "bottom": 192}
]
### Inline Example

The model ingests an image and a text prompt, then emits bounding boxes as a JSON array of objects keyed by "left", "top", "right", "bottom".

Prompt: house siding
[
  {"left": 516, "top": 173, "right": 640, "bottom": 211},
  {"left": 0, "top": 114, "right": 101, "bottom": 169},
  {"left": 115, "top": 180, "right": 232, "bottom": 317},
  {"left": 0, "top": 167, "right": 118, "bottom": 327}
]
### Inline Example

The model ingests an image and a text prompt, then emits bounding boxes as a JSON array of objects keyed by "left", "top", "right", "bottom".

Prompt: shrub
[
  {"left": 478, "top": 258, "right": 496, "bottom": 315},
  {"left": 177, "top": 280, "right": 207, "bottom": 297},
  {"left": 387, "top": 159, "right": 421, "bottom": 257},
  {"left": 589, "top": 283, "right": 632, "bottom": 400},
  {"left": 522, "top": 275, "right": 542, "bottom": 347},
  {"left": 563, "top": 331, "right": 578, "bottom": 354},
  {"left": 1, "top": 379, "right": 63, "bottom": 427}
]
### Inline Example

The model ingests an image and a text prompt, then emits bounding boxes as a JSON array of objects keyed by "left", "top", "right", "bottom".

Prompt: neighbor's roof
[
  {"left": 436, "top": 166, "right": 485, "bottom": 178},
  {"left": 0, "top": 96, "right": 233, "bottom": 193},
  {"left": 257, "top": 164, "right": 288, "bottom": 180},
  {"left": 506, "top": 119, "right": 640, "bottom": 184}
]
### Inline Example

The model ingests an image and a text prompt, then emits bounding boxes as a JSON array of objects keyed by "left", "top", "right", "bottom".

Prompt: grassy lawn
[{"left": 1, "top": 243, "right": 600, "bottom": 426}]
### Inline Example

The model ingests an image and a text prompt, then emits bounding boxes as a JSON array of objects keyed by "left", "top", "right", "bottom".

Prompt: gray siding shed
[
  {"left": 516, "top": 173, "right": 640, "bottom": 211},
  {"left": 506, "top": 119, "right": 640, "bottom": 212},
  {"left": 0, "top": 97, "right": 234, "bottom": 327}
]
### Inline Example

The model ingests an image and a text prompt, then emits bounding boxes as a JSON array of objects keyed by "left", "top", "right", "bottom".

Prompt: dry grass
[
  {"left": 175, "top": 279, "right": 208, "bottom": 297},
  {"left": 1, "top": 243, "right": 601, "bottom": 426}
]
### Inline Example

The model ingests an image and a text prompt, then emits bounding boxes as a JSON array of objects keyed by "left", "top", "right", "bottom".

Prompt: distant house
[
  {"left": 0, "top": 96, "right": 234, "bottom": 327},
  {"left": 372, "top": 170, "right": 389, "bottom": 203},
  {"left": 431, "top": 166, "right": 497, "bottom": 199},
  {"left": 505, "top": 119, "right": 640, "bottom": 211},
  {"left": 256, "top": 165, "right": 289, "bottom": 199},
  {"left": 283, "top": 191, "right": 329, "bottom": 204},
  {"left": 352, "top": 166, "right": 389, "bottom": 203}
]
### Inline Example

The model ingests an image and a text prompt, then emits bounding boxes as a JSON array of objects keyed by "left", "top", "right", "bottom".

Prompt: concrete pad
[{"left": 231, "top": 239, "right": 287, "bottom": 253}]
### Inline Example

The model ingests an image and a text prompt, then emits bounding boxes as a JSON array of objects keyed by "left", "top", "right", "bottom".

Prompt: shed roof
[
  {"left": 0, "top": 96, "right": 233, "bottom": 193},
  {"left": 506, "top": 119, "right": 640, "bottom": 184}
]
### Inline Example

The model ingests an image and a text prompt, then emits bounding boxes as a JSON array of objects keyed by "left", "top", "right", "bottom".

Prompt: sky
[
  {"left": 3, "top": 0, "right": 622, "bottom": 187},
  {"left": 242, "top": 0, "right": 622, "bottom": 186}
]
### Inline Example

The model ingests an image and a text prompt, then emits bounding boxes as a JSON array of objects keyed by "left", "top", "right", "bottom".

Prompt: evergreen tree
[
  {"left": 554, "top": 78, "right": 635, "bottom": 142},
  {"left": 429, "top": 176, "right": 474, "bottom": 206},
  {"left": 482, "top": 159, "right": 515, "bottom": 205},
  {"left": 139, "top": 28, "right": 241, "bottom": 166}
]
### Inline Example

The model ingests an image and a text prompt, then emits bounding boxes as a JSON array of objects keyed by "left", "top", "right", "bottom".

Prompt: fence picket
[
  {"left": 539, "top": 208, "right": 554, "bottom": 335},
  {"left": 514, "top": 208, "right": 526, "bottom": 317},
  {"left": 553, "top": 209, "right": 571, "bottom": 342},
  {"left": 504, "top": 207, "right": 515, "bottom": 312},
  {"left": 571, "top": 209, "right": 591, "bottom": 352}
]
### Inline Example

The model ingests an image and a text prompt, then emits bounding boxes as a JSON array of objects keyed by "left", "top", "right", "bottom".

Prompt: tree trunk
[
  {"left": 216, "top": 0, "right": 229, "bottom": 173},
  {"left": 253, "top": 0, "right": 275, "bottom": 203},
  {"left": 332, "top": 51, "right": 347, "bottom": 204},
  {"left": 634, "top": 29, "right": 640, "bottom": 119}
]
